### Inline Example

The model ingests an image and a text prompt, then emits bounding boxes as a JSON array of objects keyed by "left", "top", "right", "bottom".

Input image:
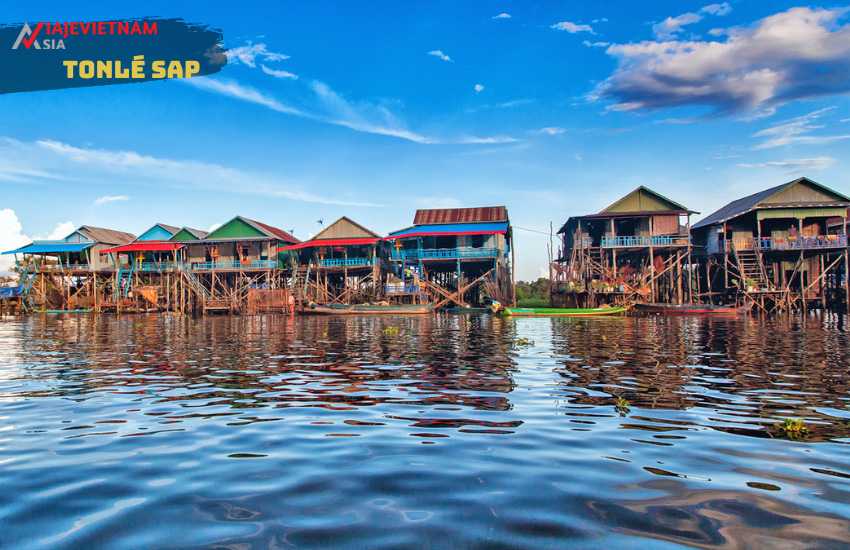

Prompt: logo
[{"left": 11, "top": 22, "right": 43, "bottom": 49}]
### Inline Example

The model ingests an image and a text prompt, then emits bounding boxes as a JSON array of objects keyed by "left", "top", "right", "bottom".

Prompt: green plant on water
[
  {"left": 515, "top": 337, "right": 534, "bottom": 346},
  {"left": 775, "top": 418, "right": 807, "bottom": 440},
  {"left": 615, "top": 396, "right": 629, "bottom": 409},
  {"left": 382, "top": 326, "right": 399, "bottom": 335}
]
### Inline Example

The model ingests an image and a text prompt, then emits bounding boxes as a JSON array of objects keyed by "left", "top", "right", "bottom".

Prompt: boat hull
[
  {"left": 303, "top": 302, "right": 436, "bottom": 315},
  {"left": 635, "top": 301, "right": 753, "bottom": 315},
  {"left": 502, "top": 305, "right": 632, "bottom": 317}
]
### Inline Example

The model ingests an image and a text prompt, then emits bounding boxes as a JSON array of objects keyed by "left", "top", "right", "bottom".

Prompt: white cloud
[
  {"left": 593, "top": 7, "right": 850, "bottom": 116},
  {"left": 261, "top": 64, "right": 298, "bottom": 79},
  {"left": 474, "top": 84, "right": 484, "bottom": 93},
  {"left": 428, "top": 50, "right": 452, "bottom": 62},
  {"left": 493, "top": 13, "right": 511, "bottom": 19},
  {"left": 187, "top": 76, "right": 511, "bottom": 145},
  {"left": 707, "top": 28, "right": 725, "bottom": 37},
  {"left": 0, "top": 209, "right": 30, "bottom": 270},
  {"left": 208, "top": 223, "right": 222, "bottom": 233},
  {"left": 227, "top": 42, "right": 290, "bottom": 68},
  {"left": 750, "top": 107, "right": 850, "bottom": 149},
  {"left": 551, "top": 21, "right": 594, "bottom": 34},
  {"left": 459, "top": 136, "right": 518, "bottom": 144},
  {"left": 736, "top": 157, "right": 836, "bottom": 172},
  {"left": 701, "top": 3, "right": 732, "bottom": 16},
  {"left": 531, "top": 127, "right": 565, "bottom": 135},
  {"left": 309, "top": 80, "right": 435, "bottom": 143},
  {"left": 574, "top": 152, "right": 583, "bottom": 162},
  {"left": 653, "top": 12, "right": 703, "bottom": 40},
  {"left": 29, "top": 139, "right": 382, "bottom": 206},
  {"left": 46, "top": 221, "right": 75, "bottom": 240},
  {"left": 653, "top": 3, "right": 732, "bottom": 40},
  {"left": 186, "top": 77, "right": 305, "bottom": 116},
  {"left": 94, "top": 195, "right": 129, "bottom": 205},
  {"left": 583, "top": 40, "right": 610, "bottom": 48}
]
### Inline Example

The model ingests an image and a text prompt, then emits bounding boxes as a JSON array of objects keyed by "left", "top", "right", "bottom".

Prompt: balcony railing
[
  {"left": 317, "top": 257, "right": 377, "bottom": 267},
  {"left": 190, "top": 259, "right": 277, "bottom": 270},
  {"left": 136, "top": 261, "right": 181, "bottom": 272},
  {"left": 391, "top": 247, "right": 498, "bottom": 261},
  {"left": 385, "top": 284, "right": 421, "bottom": 295},
  {"left": 730, "top": 235, "right": 847, "bottom": 251},
  {"left": 600, "top": 235, "right": 690, "bottom": 247},
  {"left": 35, "top": 263, "right": 92, "bottom": 271}
]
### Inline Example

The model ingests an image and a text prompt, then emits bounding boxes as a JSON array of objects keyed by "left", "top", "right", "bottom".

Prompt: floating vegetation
[
  {"left": 515, "top": 337, "right": 534, "bottom": 346},
  {"left": 615, "top": 396, "right": 630, "bottom": 416},
  {"left": 382, "top": 326, "right": 399, "bottom": 335},
  {"left": 774, "top": 418, "right": 807, "bottom": 440}
]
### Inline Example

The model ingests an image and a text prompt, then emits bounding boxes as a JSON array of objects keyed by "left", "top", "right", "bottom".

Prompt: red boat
[{"left": 635, "top": 301, "right": 754, "bottom": 315}]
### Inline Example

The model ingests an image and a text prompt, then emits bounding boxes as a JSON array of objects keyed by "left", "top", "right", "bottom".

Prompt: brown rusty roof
[
  {"left": 413, "top": 206, "right": 508, "bottom": 226},
  {"left": 243, "top": 217, "right": 301, "bottom": 244},
  {"left": 78, "top": 226, "right": 136, "bottom": 245}
]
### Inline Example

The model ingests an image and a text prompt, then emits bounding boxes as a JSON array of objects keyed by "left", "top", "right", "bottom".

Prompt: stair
[
  {"left": 585, "top": 247, "right": 611, "bottom": 279},
  {"left": 290, "top": 264, "right": 311, "bottom": 299},
  {"left": 183, "top": 270, "right": 210, "bottom": 298},
  {"left": 113, "top": 268, "right": 132, "bottom": 300},
  {"left": 732, "top": 242, "right": 768, "bottom": 288}
]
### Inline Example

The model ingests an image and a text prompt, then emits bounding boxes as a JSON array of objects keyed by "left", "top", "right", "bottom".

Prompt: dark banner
[{"left": 0, "top": 17, "right": 226, "bottom": 94}]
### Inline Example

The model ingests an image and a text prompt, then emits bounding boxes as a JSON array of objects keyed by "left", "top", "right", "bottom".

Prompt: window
[{"left": 471, "top": 235, "right": 485, "bottom": 248}]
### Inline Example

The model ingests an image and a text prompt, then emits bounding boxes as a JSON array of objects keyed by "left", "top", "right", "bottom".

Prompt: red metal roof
[
  {"left": 413, "top": 206, "right": 508, "bottom": 226},
  {"left": 279, "top": 238, "right": 379, "bottom": 251},
  {"left": 99, "top": 242, "right": 185, "bottom": 254}
]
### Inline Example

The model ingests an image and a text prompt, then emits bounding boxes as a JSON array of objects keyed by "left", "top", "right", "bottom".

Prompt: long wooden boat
[
  {"left": 443, "top": 307, "right": 492, "bottom": 313},
  {"left": 501, "top": 305, "right": 633, "bottom": 317},
  {"left": 303, "top": 301, "right": 436, "bottom": 315},
  {"left": 635, "top": 301, "right": 754, "bottom": 315}
]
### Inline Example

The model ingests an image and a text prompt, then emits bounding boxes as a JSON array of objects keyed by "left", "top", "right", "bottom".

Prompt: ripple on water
[{"left": 0, "top": 313, "right": 848, "bottom": 549}]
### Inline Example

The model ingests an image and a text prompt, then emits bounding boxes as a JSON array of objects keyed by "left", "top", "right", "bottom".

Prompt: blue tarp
[
  {"left": 386, "top": 222, "right": 508, "bottom": 239},
  {"left": 0, "top": 286, "right": 25, "bottom": 299},
  {"left": 1, "top": 242, "right": 93, "bottom": 255}
]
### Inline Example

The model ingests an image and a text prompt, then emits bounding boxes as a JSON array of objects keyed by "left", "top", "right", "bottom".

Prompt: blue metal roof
[
  {"left": 386, "top": 222, "right": 508, "bottom": 238},
  {"left": 2, "top": 242, "right": 94, "bottom": 255}
]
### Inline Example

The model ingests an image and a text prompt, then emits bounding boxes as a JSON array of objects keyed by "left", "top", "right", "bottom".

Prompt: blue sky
[{"left": 1, "top": 1, "right": 849, "bottom": 278}]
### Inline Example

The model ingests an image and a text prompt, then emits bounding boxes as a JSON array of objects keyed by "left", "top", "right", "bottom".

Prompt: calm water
[{"left": 0, "top": 313, "right": 849, "bottom": 549}]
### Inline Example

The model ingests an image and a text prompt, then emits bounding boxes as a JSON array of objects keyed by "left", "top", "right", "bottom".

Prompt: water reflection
[
  {"left": 549, "top": 316, "right": 850, "bottom": 442},
  {"left": 0, "top": 313, "right": 848, "bottom": 549}
]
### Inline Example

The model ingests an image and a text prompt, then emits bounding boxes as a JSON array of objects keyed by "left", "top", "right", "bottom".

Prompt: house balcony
[
  {"left": 190, "top": 259, "right": 277, "bottom": 270},
  {"left": 600, "top": 235, "right": 691, "bottom": 247},
  {"left": 317, "top": 257, "right": 377, "bottom": 267},
  {"left": 135, "top": 261, "right": 182, "bottom": 272},
  {"left": 391, "top": 247, "right": 498, "bottom": 261},
  {"left": 729, "top": 235, "right": 847, "bottom": 252},
  {"left": 385, "top": 284, "right": 421, "bottom": 295}
]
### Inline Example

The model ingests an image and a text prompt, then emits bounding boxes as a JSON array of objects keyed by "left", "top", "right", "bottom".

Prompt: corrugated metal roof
[
  {"left": 386, "top": 222, "right": 508, "bottom": 239},
  {"left": 692, "top": 177, "right": 850, "bottom": 230},
  {"left": 311, "top": 216, "right": 381, "bottom": 241},
  {"left": 77, "top": 226, "right": 136, "bottom": 245},
  {"left": 157, "top": 223, "right": 181, "bottom": 234},
  {"left": 182, "top": 227, "right": 209, "bottom": 239},
  {"left": 280, "top": 237, "right": 380, "bottom": 251},
  {"left": 100, "top": 242, "right": 185, "bottom": 254},
  {"left": 241, "top": 217, "right": 300, "bottom": 244},
  {"left": 413, "top": 206, "right": 508, "bottom": 225},
  {"left": 600, "top": 186, "right": 695, "bottom": 214},
  {"left": 2, "top": 242, "right": 93, "bottom": 255}
]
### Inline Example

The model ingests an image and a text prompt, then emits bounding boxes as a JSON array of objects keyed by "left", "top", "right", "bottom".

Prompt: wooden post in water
[
  {"left": 649, "top": 216, "right": 656, "bottom": 303},
  {"left": 676, "top": 250, "right": 683, "bottom": 305}
]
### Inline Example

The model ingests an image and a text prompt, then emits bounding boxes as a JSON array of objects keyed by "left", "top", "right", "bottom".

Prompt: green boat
[{"left": 501, "top": 305, "right": 633, "bottom": 317}]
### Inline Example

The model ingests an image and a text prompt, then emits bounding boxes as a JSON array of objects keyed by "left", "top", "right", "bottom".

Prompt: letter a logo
[{"left": 12, "top": 23, "right": 42, "bottom": 49}]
